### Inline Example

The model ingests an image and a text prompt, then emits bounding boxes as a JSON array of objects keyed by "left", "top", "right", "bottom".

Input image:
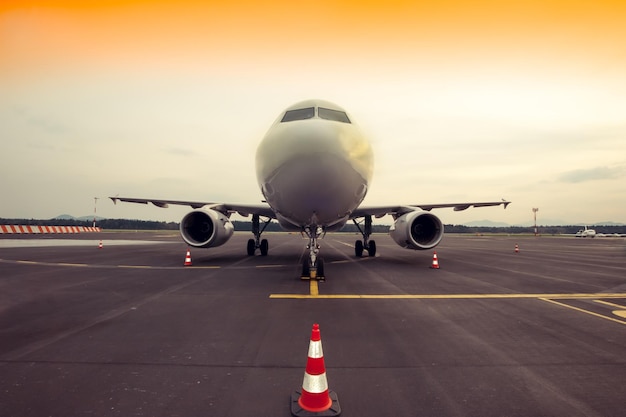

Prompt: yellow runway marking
[
  {"left": 269, "top": 292, "right": 626, "bottom": 300},
  {"left": 540, "top": 298, "right": 626, "bottom": 325},
  {"left": 3, "top": 258, "right": 222, "bottom": 269},
  {"left": 309, "top": 280, "right": 319, "bottom": 297},
  {"left": 169, "top": 266, "right": 221, "bottom": 269},
  {"left": 333, "top": 240, "right": 354, "bottom": 248},
  {"left": 594, "top": 300, "right": 626, "bottom": 319},
  {"left": 594, "top": 299, "right": 626, "bottom": 309},
  {"left": 117, "top": 265, "right": 153, "bottom": 269},
  {"left": 271, "top": 290, "right": 626, "bottom": 325},
  {"left": 113, "top": 264, "right": 221, "bottom": 269},
  {"left": 5, "top": 258, "right": 328, "bottom": 270}
]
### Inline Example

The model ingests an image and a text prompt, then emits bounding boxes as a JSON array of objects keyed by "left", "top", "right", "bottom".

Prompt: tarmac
[{"left": 1, "top": 231, "right": 625, "bottom": 417}]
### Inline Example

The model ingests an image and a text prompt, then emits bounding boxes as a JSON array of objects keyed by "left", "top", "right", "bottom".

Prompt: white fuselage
[
  {"left": 575, "top": 226, "right": 596, "bottom": 238},
  {"left": 255, "top": 99, "right": 374, "bottom": 231}
]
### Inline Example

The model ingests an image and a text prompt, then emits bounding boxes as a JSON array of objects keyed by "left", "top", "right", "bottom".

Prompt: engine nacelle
[
  {"left": 389, "top": 211, "right": 444, "bottom": 250},
  {"left": 180, "top": 209, "right": 234, "bottom": 248}
]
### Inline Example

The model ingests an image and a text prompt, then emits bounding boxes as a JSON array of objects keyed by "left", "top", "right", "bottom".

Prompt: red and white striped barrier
[{"left": 0, "top": 225, "right": 101, "bottom": 234}]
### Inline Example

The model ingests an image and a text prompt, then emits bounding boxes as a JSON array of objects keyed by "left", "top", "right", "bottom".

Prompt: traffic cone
[
  {"left": 291, "top": 324, "right": 341, "bottom": 416},
  {"left": 515, "top": 244, "right": 519, "bottom": 253},
  {"left": 430, "top": 251, "right": 440, "bottom": 269},
  {"left": 184, "top": 249, "right": 192, "bottom": 266},
  {"left": 98, "top": 240, "right": 103, "bottom": 249}
]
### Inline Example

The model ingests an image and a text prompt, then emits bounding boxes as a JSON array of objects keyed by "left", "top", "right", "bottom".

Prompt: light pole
[
  {"left": 93, "top": 197, "right": 99, "bottom": 228},
  {"left": 532, "top": 208, "right": 539, "bottom": 237}
]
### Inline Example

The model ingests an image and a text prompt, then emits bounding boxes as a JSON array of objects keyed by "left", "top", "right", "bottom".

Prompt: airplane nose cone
[
  {"left": 261, "top": 153, "right": 367, "bottom": 227},
  {"left": 256, "top": 119, "right": 372, "bottom": 188}
]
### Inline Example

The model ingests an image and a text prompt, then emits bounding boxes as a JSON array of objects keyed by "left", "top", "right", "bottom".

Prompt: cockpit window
[
  {"left": 281, "top": 107, "right": 315, "bottom": 122},
  {"left": 318, "top": 107, "right": 351, "bottom": 123}
]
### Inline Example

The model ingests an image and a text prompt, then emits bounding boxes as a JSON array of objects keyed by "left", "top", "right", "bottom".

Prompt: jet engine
[
  {"left": 389, "top": 211, "right": 444, "bottom": 250},
  {"left": 180, "top": 209, "right": 234, "bottom": 248}
]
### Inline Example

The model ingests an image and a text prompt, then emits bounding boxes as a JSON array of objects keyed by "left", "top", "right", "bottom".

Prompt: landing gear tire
[
  {"left": 260, "top": 239, "right": 269, "bottom": 256},
  {"left": 368, "top": 240, "right": 377, "bottom": 257},
  {"left": 316, "top": 257, "right": 325, "bottom": 279},
  {"left": 301, "top": 259, "right": 310, "bottom": 279},
  {"left": 301, "top": 258, "right": 324, "bottom": 280},
  {"left": 355, "top": 240, "right": 364, "bottom": 257},
  {"left": 247, "top": 239, "right": 255, "bottom": 256}
]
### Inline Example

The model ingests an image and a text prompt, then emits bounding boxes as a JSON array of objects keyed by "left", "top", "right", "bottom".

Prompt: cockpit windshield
[
  {"left": 318, "top": 107, "right": 351, "bottom": 123},
  {"left": 281, "top": 107, "right": 315, "bottom": 122},
  {"left": 280, "top": 106, "right": 351, "bottom": 123}
]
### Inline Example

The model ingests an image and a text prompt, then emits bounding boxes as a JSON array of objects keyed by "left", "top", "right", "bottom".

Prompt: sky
[{"left": 1, "top": 0, "right": 625, "bottom": 226}]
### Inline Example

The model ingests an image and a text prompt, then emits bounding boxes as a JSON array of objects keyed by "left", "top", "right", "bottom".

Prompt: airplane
[
  {"left": 110, "top": 99, "right": 510, "bottom": 279},
  {"left": 575, "top": 226, "right": 596, "bottom": 238}
]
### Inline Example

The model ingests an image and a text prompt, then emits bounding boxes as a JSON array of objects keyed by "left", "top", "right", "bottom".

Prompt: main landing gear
[
  {"left": 247, "top": 214, "right": 271, "bottom": 256},
  {"left": 353, "top": 215, "right": 377, "bottom": 257},
  {"left": 301, "top": 226, "right": 325, "bottom": 280}
]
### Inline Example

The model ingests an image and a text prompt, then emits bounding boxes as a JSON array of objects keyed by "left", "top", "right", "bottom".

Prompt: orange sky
[
  {"left": 2, "top": 1, "right": 626, "bottom": 223},
  {"left": 3, "top": 0, "right": 626, "bottom": 79}
]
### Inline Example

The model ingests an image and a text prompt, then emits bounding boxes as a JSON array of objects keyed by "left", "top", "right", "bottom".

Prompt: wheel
[
  {"left": 316, "top": 257, "right": 325, "bottom": 279},
  {"left": 247, "top": 239, "right": 255, "bottom": 256},
  {"left": 355, "top": 240, "right": 364, "bottom": 257},
  {"left": 260, "top": 239, "right": 269, "bottom": 256},
  {"left": 368, "top": 240, "right": 377, "bottom": 257}
]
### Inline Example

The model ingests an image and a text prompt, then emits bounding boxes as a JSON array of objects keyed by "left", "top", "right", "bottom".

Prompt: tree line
[{"left": 2, "top": 218, "right": 625, "bottom": 235}]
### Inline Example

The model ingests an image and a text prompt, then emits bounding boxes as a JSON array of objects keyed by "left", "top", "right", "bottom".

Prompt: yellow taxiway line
[
  {"left": 271, "top": 290, "right": 626, "bottom": 325},
  {"left": 594, "top": 299, "right": 626, "bottom": 309},
  {"left": 540, "top": 298, "right": 626, "bottom": 325},
  {"left": 270, "top": 292, "right": 626, "bottom": 300},
  {"left": 309, "top": 280, "right": 319, "bottom": 296},
  {"left": 594, "top": 299, "right": 626, "bottom": 319}
]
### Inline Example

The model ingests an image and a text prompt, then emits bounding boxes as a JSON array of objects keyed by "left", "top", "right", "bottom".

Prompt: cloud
[
  {"left": 558, "top": 165, "right": 626, "bottom": 183},
  {"left": 164, "top": 147, "right": 195, "bottom": 157},
  {"left": 26, "top": 116, "right": 68, "bottom": 135}
]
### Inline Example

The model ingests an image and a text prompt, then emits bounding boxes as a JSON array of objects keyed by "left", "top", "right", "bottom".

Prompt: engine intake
[
  {"left": 180, "top": 209, "right": 234, "bottom": 248},
  {"left": 389, "top": 211, "right": 444, "bottom": 250}
]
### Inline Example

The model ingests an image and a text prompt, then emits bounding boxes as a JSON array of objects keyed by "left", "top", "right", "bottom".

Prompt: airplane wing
[
  {"left": 110, "top": 196, "right": 509, "bottom": 222},
  {"left": 109, "top": 197, "right": 276, "bottom": 219},
  {"left": 351, "top": 200, "right": 511, "bottom": 219}
]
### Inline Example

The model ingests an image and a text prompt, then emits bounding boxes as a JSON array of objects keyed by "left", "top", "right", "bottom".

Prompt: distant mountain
[
  {"left": 511, "top": 217, "right": 577, "bottom": 227},
  {"left": 462, "top": 220, "right": 510, "bottom": 227},
  {"left": 530, "top": 220, "right": 626, "bottom": 227},
  {"left": 463, "top": 219, "right": 625, "bottom": 227},
  {"left": 593, "top": 221, "right": 626, "bottom": 226},
  {"left": 52, "top": 214, "right": 76, "bottom": 220}
]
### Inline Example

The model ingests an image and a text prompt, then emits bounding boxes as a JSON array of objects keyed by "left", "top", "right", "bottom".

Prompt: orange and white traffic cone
[
  {"left": 291, "top": 324, "right": 341, "bottom": 416},
  {"left": 184, "top": 249, "right": 192, "bottom": 266},
  {"left": 98, "top": 240, "right": 103, "bottom": 249},
  {"left": 430, "top": 251, "right": 440, "bottom": 269},
  {"left": 515, "top": 244, "right": 519, "bottom": 253}
]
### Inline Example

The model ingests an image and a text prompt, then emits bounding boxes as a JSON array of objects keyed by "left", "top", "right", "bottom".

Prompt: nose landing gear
[{"left": 301, "top": 226, "right": 325, "bottom": 280}]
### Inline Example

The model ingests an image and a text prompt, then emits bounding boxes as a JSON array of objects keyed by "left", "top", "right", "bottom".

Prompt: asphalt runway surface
[{"left": 1, "top": 231, "right": 625, "bottom": 417}]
